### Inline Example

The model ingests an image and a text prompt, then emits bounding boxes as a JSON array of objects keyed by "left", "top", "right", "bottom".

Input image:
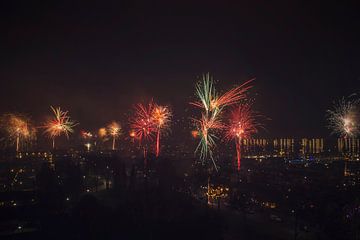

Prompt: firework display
[
  {"left": 107, "top": 121, "right": 121, "bottom": 150},
  {"left": 191, "top": 73, "right": 253, "bottom": 170},
  {"left": 3, "top": 7, "right": 360, "bottom": 240},
  {"left": 0, "top": 75, "right": 358, "bottom": 174},
  {"left": 0, "top": 114, "right": 36, "bottom": 151},
  {"left": 130, "top": 102, "right": 156, "bottom": 161},
  {"left": 0, "top": 73, "right": 266, "bottom": 172},
  {"left": 192, "top": 113, "right": 224, "bottom": 171},
  {"left": 80, "top": 131, "right": 93, "bottom": 151},
  {"left": 225, "top": 103, "right": 260, "bottom": 171},
  {"left": 327, "top": 96, "right": 360, "bottom": 137},
  {"left": 43, "top": 106, "right": 78, "bottom": 149},
  {"left": 152, "top": 104, "right": 172, "bottom": 157},
  {"left": 191, "top": 73, "right": 253, "bottom": 116},
  {"left": 128, "top": 100, "right": 172, "bottom": 163},
  {"left": 130, "top": 102, "right": 155, "bottom": 142}
]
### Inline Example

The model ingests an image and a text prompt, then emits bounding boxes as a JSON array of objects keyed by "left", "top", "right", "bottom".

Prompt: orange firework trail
[
  {"left": 43, "top": 106, "right": 78, "bottom": 149},
  {"left": 190, "top": 73, "right": 254, "bottom": 117},
  {"left": 225, "top": 103, "right": 260, "bottom": 171},
  {"left": 215, "top": 80, "right": 253, "bottom": 107},
  {"left": 152, "top": 104, "right": 172, "bottom": 157}
]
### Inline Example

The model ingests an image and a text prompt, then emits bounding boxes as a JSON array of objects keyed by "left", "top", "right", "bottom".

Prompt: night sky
[{"left": 1, "top": 1, "right": 359, "bottom": 137}]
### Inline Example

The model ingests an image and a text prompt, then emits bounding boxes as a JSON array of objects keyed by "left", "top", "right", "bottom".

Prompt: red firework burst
[
  {"left": 130, "top": 101, "right": 156, "bottom": 162},
  {"left": 130, "top": 102, "right": 156, "bottom": 142},
  {"left": 225, "top": 103, "right": 259, "bottom": 171}
]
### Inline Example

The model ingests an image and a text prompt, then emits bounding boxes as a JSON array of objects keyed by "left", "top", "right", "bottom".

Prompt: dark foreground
[{"left": 1, "top": 151, "right": 360, "bottom": 239}]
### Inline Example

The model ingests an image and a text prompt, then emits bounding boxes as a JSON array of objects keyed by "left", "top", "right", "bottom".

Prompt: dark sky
[{"left": 1, "top": 1, "right": 359, "bottom": 137}]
